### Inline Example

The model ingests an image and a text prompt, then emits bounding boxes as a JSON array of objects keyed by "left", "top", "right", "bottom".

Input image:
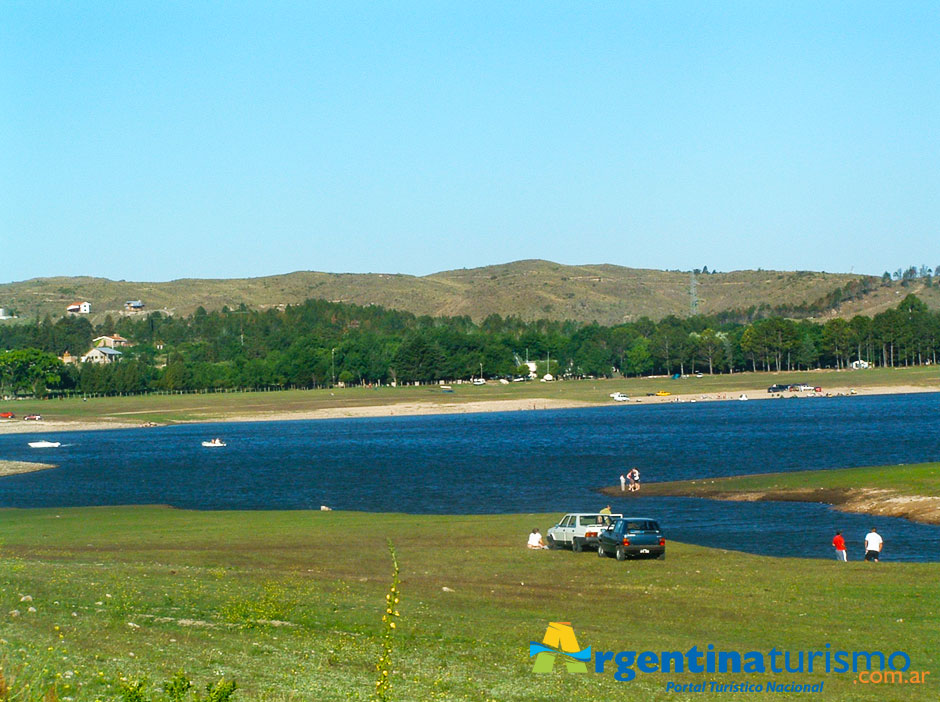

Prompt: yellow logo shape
[{"left": 530, "top": 622, "right": 590, "bottom": 673}]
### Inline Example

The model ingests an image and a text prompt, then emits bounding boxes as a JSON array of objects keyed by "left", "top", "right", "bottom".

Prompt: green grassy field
[
  {"left": 0, "top": 508, "right": 936, "bottom": 701},
  {"left": 636, "top": 463, "right": 940, "bottom": 499},
  {"left": 4, "top": 366, "right": 939, "bottom": 426}
]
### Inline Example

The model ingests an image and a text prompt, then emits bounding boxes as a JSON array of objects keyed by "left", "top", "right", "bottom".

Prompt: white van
[{"left": 546, "top": 512, "right": 622, "bottom": 552}]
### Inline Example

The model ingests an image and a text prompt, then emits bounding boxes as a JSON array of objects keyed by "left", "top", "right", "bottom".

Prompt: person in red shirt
[{"left": 832, "top": 530, "right": 847, "bottom": 561}]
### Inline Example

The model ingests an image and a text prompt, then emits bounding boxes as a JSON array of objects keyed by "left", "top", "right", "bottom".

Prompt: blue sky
[{"left": 2, "top": 2, "right": 937, "bottom": 282}]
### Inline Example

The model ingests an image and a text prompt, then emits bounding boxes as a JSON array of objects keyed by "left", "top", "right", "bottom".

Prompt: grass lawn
[
  {"left": 0, "top": 508, "right": 936, "bottom": 701},
  {"left": 3, "top": 365, "right": 938, "bottom": 425}
]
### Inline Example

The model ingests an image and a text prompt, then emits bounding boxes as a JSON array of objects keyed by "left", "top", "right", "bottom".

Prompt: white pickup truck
[{"left": 546, "top": 512, "right": 622, "bottom": 552}]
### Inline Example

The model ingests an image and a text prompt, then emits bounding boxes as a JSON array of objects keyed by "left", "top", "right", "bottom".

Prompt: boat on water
[
  {"left": 738, "top": 394, "right": 749, "bottom": 401},
  {"left": 202, "top": 439, "right": 226, "bottom": 447},
  {"left": 28, "top": 440, "right": 61, "bottom": 448}
]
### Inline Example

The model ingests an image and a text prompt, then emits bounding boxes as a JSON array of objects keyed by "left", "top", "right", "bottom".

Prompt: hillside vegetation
[{"left": 0, "top": 260, "right": 891, "bottom": 324}]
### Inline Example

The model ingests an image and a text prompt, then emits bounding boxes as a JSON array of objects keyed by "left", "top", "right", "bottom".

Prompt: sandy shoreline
[
  {"left": 0, "top": 418, "right": 150, "bottom": 435},
  {"left": 0, "top": 459, "right": 58, "bottom": 477},
  {"left": 0, "top": 383, "right": 935, "bottom": 436}
]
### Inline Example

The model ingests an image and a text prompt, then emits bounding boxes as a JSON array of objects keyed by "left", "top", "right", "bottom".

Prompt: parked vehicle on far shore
[
  {"left": 24, "top": 414, "right": 42, "bottom": 421},
  {"left": 546, "top": 512, "right": 621, "bottom": 552},
  {"left": 597, "top": 517, "right": 666, "bottom": 560},
  {"left": 0, "top": 412, "right": 15, "bottom": 419}
]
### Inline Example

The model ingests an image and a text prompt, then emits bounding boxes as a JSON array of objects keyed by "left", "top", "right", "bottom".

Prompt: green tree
[
  {"left": 392, "top": 334, "right": 445, "bottom": 383},
  {"left": 624, "top": 337, "right": 653, "bottom": 376},
  {"left": 794, "top": 334, "right": 818, "bottom": 370},
  {"left": 821, "top": 318, "right": 852, "bottom": 368},
  {"left": 694, "top": 328, "right": 727, "bottom": 375},
  {"left": 0, "top": 348, "right": 63, "bottom": 395}
]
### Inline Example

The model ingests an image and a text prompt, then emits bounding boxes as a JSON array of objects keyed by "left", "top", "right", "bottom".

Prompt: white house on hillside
[
  {"left": 93, "top": 334, "right": 131, "bottom": 348},
  {"left": 67, "top": 301, "right": 91, "bottom": 314},
  {"left": 81, "top": 347, "right": 122, "bottom": 364}
]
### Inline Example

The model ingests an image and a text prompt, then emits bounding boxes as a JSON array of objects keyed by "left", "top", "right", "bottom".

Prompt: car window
[{"left": 561, "top": 516, "right": 573, "bottom": 527}]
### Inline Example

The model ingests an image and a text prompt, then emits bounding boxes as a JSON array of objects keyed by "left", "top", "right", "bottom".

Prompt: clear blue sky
[{"left": 2, "top": 2, "right": 938, "bottom": 282}]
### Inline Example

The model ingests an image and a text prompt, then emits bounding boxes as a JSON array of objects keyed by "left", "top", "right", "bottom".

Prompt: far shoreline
[{"left": 0, "top": 382, "right": 937, "bottom": 436}]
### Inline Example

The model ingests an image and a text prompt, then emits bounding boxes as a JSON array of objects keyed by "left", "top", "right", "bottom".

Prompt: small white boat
[
  {"left": 28, "top": 440, "right": 61, "bottom": 448},
  {"left": 738, "top": 394, "right": 749, "bottom": 401},
  {"left": 202, "top": 439, "right": 226, "bottom": 448}
]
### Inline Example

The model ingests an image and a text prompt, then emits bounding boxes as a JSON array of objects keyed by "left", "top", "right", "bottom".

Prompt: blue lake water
[{"left": 1, "top": 392, "right": 939, "bottom": 561}]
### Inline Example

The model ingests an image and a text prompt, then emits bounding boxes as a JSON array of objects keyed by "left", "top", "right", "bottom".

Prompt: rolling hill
[{"left": 0, "top": 260, "right": 924, "bottom": 326}]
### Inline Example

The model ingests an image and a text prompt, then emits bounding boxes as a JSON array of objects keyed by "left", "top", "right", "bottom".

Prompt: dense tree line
[{"left": 1, "top": 294, "right": 939, "bottom": 396}]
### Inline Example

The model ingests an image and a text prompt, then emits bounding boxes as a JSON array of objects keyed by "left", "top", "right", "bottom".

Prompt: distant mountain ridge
[{"left": 0, "top": 260, "right": 934, "bottom": 325}]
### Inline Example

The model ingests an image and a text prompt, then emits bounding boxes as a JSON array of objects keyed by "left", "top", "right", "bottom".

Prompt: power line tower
[{"left": 689, "top": 271, "right": 699, "bottom": 315}]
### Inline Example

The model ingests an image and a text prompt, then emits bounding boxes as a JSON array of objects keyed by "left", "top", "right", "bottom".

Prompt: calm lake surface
[{"left": 1, "top": 392, "right": 939, "bottom": 561}]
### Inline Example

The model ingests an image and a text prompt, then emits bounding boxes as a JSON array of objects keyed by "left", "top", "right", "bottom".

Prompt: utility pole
[
  {"left": 331, "top": 347, "right": 336, "bottom": 386},
  {"left": 690, "top": 271, "right": 699, "bottom": 316}
]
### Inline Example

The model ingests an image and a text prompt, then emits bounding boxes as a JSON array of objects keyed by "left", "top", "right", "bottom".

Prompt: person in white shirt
[
  {"left": 527, "top": 528, "right": 547, "bottom": 549},
  {"left": 629, "top": 467, "right": 641, "bottom": 492},
  {"left": 864, "top": 528, "right": 883, "bottom": 562},
  {"left": 620, "top": 473, "right": 627, "bottom": 492}
]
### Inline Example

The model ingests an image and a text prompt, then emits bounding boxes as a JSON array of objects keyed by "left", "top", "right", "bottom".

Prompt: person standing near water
[
  {"left": 832, "top": 530, "right": 847, "bottom": 561},
  {"left": 620, "top": 474, "right": 626, "bottom": 492},
  {"left": 864, "top": 528, "right": 883, "bottom": 562}
]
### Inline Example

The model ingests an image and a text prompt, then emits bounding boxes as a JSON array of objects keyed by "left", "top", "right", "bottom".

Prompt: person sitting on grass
[{"left": 527, "top": 528, "right": 548, "bottom": 549}]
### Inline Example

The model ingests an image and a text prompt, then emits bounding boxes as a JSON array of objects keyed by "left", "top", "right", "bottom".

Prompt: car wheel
[
  {"left": 572, "top": 538, "right": 583, "bottom": 553},
  {"left": 546, "top": 536, "right": 558, "bottom": 550},
  {"left": 597, "top": 545, "right": 606, "bottom": 557},
  {"left": 616, "top": 546, "right": 626, "bottom": 561},
  {"left": 656, "top": 552, "right": 666, "bottom": 560}
]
